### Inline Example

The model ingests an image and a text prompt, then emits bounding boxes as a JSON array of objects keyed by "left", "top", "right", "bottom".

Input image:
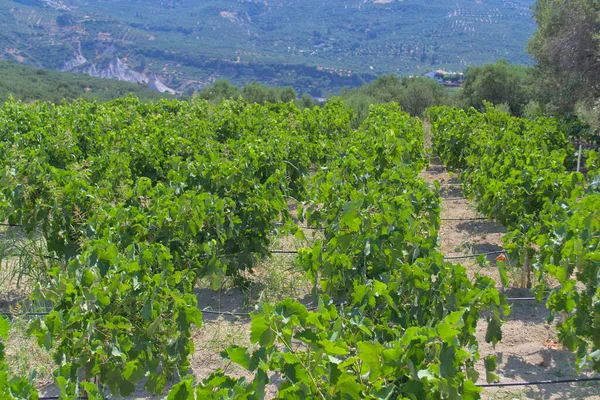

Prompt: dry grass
[{"left": 4, "top": 317, "right": 54, "bottom": 389}]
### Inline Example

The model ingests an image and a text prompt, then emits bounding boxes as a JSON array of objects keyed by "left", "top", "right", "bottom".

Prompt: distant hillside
[
  {"left": 0, "top": 0, "right": 536, "bottom": 95},
  {"left": 0, "top": 60, "right": 171, "bottom": 104}
]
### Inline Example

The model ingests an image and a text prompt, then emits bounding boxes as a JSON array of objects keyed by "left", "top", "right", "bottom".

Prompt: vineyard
[{"left": 0, "top": 98, "right": 598, "bottom": 399}]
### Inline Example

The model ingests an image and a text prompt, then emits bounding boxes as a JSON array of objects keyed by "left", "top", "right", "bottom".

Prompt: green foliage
[
  {"left": 0, "top": 61, "right": 170, "bottom": 104},
  {"left": 300, "top": 104, "right": 439, "bottom": 294},
  {"left": 340, "top": 75, "right": 448, "bottom": 125},
  {"left": 527, "top": 0, "right": 600, "bottom": 113},
  {"left": 0, "top": 97, "right": 507, "bottom": 398},
  {"left": 587, "top": 150, "right": 600, "bottom": 192},
  {"left": 28, "top": 243, "right": 202, "bottom": 396},
  {"left": 461, "top": 60, "right": 534, "bottom": 116},
  {"left": 0, "top": 97, "right": 314, "bottom": 395},
  {"left": 535, "top": 194, "right": 600, "bottom": 370},
  {"left": 199, "top": 80, "right": 297, "bottom": 105},
  {"left": 185, "top": 261, "right": 504, "bottom": 399},
  {"left": 198, "top": 80, "right": 241, "bottom": 103},
  {"left": 227, "top": 272, "right": 502, "bottom": 399},
  {"left": 428, "top": 104, "right": 600, "bottom": 373}
]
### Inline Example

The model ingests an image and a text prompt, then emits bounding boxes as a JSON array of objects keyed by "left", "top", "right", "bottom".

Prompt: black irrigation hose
[
  {"left": 477, "top": 376, "right": 600, "bottom": 388},
  {"left": 505, "top": 297, "right": 538, "bottom": 302},
  {"left": 201, "top": 309, "right": 250, "bottom": 317},
  {"left": 271, "top": 249, "right": 509, "bottom": 260},
  {"left": 275, "top": 217, "right": 492, "bottom": 230},
  {"left": 271, "top": 250, "right": 301, "bottom": 254},
  {"left": 0, "top": 312, "right": 50, "bottom": 317},
  {"left": 441, "top": 217, "right": 490, "bottom": 221},
  {"left": 441, "top": 250, "right": 507, "bottom": 260},
  {"left": 39, "top": 397, "right": 99, "bottom": 400},
  {"left": 273, "top": 222, "right": 323, "bottom": 231},
  {"left": 35, "top": 377, "right": 600, "bottom": 398},
  {"left": 41, "top": 396, "right": 109, "bottom": 400}
]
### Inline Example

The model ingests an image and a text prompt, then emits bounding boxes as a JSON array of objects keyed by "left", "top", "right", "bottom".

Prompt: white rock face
[
  {"left": 148, "top": 75, "right": 177, "bottom": 94},
  {"left": 61, "top": 48, "right": 177, "bottom": 94},
  {"left": 60, "top": 43, "right": 87, "bottom": 71},
  {"left": 60, "top": 54, "right": 87, "bottom": 71},
  {"left": 69, "top": 57, "right": 147, "bottom": 84}
]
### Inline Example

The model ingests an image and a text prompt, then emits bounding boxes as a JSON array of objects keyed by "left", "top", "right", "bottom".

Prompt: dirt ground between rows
[
  {"left": 424, "top": 159, "right": 600, "bottom": 400},
  {"left": 11, "top": 159, "right": 600, "bottom": 399}
]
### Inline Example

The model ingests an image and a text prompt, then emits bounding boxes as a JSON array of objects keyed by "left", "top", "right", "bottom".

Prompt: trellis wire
[
  {"left": 476, "top": 376, "right": 600, "bottom": 388},
  {"left": 32, "top": 376, "right": 600, "bottom": 398},
  {"left": 1, "top": 293, "right": 544, "bottom": 320}
]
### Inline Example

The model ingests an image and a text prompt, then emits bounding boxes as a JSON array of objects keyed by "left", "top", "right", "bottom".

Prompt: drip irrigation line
[
  {"left": 1, "top": 247, "right": 508, "bottom": 262},
  {"left": 279, "top": 220, "right": 493, "bottom": 230},
  {"left": 39, "top": 398, "right": 81, "bottom": 400},
  {"left": 39, "top": 397, "right": 98, "bottom": 400},
  {"left": 271, "top": 249, "right": 510, "bottom": 260},
  {"left": 200, "top": 303, "right": 328, "bottom": 318},
  {"left": 0, "top": 311, "right": 50, "bottom": 317},
  {"left": 476, "top": 376, "right": 600, "bottom": 388},
  {"left": 39, "top": 398, "right": 71, "bottom": 400},
  {"left": 273, "top": 222, "right": 323, "bottom": 231},
  {"left": 0, "top": 223, "right": 22, "bottom": 227},
  {"left": 425, "top": 168, "right": 447, "bottom": 172},
  {"left": 443, "top": 250, "right": 506, "bottom": 260},
  {"left": 275, "top": 216, "right": 492, "bottom": 232},
  {"left": 271, "top": 250, "right": 301, "bottom": 254},
  {"left": 505, "top": 297, "right": 538, "bottom": 302},
  {"left": 201, "top": 309, "right": 250, "bottom": 317},
  {"left": 441, "top": 217, "right": 490, "bottom": 221},
  {"left": 442, "top": 197, "right": 467, "bottom": 201}
]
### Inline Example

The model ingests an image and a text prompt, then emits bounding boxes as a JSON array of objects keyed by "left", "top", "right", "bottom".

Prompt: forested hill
[
  {"left": 0, "top": 61, "right": 171, "bottom": 103},
  {"left": 0, "top": 0, "right": 536, "bottom": 96}
]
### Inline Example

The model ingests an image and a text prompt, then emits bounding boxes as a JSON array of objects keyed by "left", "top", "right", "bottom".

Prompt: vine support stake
[
  {"left": 521, "top": 251, "right": 531, "bottom": 289},
  {"left": 577, "top": 144, "right": 582, "bottom": 173}
]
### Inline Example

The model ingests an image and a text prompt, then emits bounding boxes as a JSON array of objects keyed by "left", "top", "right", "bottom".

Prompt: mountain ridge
[{"left": 0, "top": 0, "right": 536, "bottom": 95}]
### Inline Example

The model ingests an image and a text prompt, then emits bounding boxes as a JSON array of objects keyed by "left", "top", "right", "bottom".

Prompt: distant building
[
  {"left": 423, "top": 70, "right": 464, "bottom": 87},
  {"left": 423, "top": 69, "right": 450, "bottom": 83}
]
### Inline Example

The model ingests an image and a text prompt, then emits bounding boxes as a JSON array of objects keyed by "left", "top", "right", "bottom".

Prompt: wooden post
[
  {"left": 577, "top": 144, "right": 583, "bottom": 173},
  {"left": 521, "top": 252, "right": 531, "bottom": 289}
]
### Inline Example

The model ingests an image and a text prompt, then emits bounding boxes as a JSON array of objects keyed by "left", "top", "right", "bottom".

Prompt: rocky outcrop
[
  {"left": 60, "top": 43, "right": 87, "bottom": 71},
  {"left": 71, "top": 57, "right": 148, "bottom": 84},
  {"left": 61, "top": 48, "right": 176, "bottom": 94},
  {"left": 60, "top": 53, "right": 87, "bottom": 71},
  {"left": 147, "top": 74, "right": 177, "bottom": 94}
]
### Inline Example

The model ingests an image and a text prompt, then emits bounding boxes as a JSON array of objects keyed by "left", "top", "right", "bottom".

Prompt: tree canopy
[
  {"left": 461, "top": 60, "right": 532, "bottom": 115},
  {"left": 528, "top": 0, "right": 600, "bottom": 113},
  {"left": 199, "top": 80, "right": 297, "bottom": 105},
  {"left": 340, "top": 75, "right": 448, "bottom": 125}
]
